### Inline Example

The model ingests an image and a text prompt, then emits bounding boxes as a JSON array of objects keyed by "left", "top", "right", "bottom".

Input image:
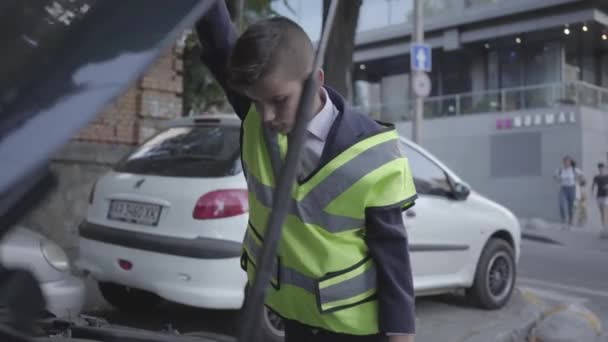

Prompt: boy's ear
[{"left": 317, "top": 68, "right": 325, "bottom": 84}]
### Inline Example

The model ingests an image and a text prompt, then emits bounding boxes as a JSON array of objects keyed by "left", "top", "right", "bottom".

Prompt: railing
[{"left": 356, "top": 81, "right": 608, "bottom": 121}]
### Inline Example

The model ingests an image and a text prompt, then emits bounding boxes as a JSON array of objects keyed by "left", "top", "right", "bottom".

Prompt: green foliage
[
  {"left": 182, "top": 0, "right": 295, "bottom": 115},
  {"left": 182, "top": 32, "right": 227, "bottom": 115}
]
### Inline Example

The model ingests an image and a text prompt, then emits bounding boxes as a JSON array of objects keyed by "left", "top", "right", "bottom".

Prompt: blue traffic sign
[{"left": 411, "top": 44, "right": 432, "bottom": 72}]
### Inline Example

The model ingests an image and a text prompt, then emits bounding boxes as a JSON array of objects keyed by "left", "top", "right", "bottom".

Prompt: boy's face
[{"left": 245, "top": 68, "right": 322, "bottom": 134}]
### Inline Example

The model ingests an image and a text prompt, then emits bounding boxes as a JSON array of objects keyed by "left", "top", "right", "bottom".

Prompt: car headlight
[{"left": 40, "top": 239, "right": 70, "bottom": 272}]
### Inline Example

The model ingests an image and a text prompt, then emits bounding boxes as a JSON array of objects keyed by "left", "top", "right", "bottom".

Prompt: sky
[{"left": 271, "top": 0, "right": 414, "bottom": 41}]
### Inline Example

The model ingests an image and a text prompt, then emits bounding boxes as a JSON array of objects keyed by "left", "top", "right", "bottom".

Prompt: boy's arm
[
  {"left": 365, "top": 204, "right": 416, "bottom": 337},
  {"left": 195, "top": 1, "right": 251, "bottom": 119}
]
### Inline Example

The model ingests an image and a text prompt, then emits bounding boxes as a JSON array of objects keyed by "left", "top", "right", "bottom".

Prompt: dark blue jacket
[{"left": 195, "top": 2, "right": 416, "bottom": 335}]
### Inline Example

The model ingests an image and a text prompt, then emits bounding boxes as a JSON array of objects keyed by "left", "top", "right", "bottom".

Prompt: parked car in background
[
  {"left": 1, "top": 226, "right": 85, "bottom": 318},
  {"left": 76, "top": 113, "right": 521, "bottom": 342}
]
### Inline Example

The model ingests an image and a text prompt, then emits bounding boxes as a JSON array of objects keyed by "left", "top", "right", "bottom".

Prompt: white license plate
[{"left": 108, "top": 200, "right": 162, "bottom": 226}]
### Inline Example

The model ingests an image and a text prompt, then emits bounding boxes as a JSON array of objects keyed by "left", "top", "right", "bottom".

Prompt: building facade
[{"left": 279, "top": 0, "right": 608, "bottom": 225}]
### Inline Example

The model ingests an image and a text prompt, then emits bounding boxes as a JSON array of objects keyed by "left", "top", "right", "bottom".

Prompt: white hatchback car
[
  {"left": 76, "top": 113, "right": 520, "bottom": 341},
  {"left": 2, "top": 226, "right": 85, "bottom": 319}
]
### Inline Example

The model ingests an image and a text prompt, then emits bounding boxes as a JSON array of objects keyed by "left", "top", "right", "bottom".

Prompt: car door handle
[{"left": 406, "top": 210, "right": 416, "bottom": 218}]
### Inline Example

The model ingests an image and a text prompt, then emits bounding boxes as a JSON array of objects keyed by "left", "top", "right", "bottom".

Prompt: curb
[
  {"left": 521, "top": 231, "right": 563, "bottom": 245},
  {"left": 460, "top": 288, "right": 547, "bottom": 342},
  {"left": 528, "top": 303, "right": 604, "bottom": 342},
  {"left": 496, "top": 288, "right": 605, "bottom": 342}
]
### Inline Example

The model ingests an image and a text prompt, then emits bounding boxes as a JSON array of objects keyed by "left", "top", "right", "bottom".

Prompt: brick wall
[{"left": 74, "top": 41, "right": 184, "bottom": 145}]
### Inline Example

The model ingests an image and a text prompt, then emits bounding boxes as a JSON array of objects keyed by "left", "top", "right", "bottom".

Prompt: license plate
[{"left": 108, "top": 200, "right": 162, "bottom": 226}]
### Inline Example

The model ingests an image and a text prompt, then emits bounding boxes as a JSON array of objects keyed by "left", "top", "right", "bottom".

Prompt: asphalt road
[
  {"left": 88, "top": 291, "right": 538, "bottom": 341},
  {"left": 85, "top": 231, "right": 608, "bottom": 340},
  {"left": 517, "top": 237, "right": 608, "bottom": 325}
]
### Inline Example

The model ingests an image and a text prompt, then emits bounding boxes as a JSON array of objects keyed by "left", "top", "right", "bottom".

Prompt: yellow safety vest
[{"left": 240, "top": 108, "right": 417, "bottom": 335}]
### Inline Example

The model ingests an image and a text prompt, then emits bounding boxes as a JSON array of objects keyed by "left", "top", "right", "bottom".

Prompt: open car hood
[
  {"left": 0, "top": 1, "right": 238, "bottom": 341},
  {"left": 0, "top": 0, "right": 216, "bottom": 231}
]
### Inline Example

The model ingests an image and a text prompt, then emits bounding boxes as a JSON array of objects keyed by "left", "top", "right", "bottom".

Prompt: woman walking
[{"left": 554, "top": 156, "right": 584, "bottom": 227}]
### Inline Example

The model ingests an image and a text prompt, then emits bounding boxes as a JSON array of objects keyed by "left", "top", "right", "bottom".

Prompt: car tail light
[
  {"left": 88, "top": 181, "right": 97, "bottom": 204},
  {"left": 118, "top": 259, "right": 133, "bottom": 271},
  {"left": 193, "top": 189, "right": 249, "bottom": 220}
]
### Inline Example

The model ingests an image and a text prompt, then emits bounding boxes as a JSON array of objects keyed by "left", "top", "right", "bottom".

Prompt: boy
[{"left": 196, "top": 3, "right": 416, "bottom": 342}]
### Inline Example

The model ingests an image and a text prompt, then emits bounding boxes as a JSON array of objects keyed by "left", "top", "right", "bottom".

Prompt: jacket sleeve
[
  {"left": 365, "top": 204, "right": 416, "bottom": 335},
  {"left": 194, "top": 1, "right": 251, "bottom": 119}
]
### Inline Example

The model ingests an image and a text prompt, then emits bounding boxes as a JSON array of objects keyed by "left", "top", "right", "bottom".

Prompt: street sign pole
[{"left": 411, "top": 0, "right": 424, "bottom": 143}]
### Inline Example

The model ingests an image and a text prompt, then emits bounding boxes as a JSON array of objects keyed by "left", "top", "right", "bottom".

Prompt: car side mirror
[{"left": 451, "top": 182, "right": 470, "bottom": 201}]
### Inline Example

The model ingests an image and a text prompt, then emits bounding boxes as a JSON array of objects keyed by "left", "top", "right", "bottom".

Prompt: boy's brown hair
[{"left": 228, "top": 16, "right": 314, "bottom": 91}]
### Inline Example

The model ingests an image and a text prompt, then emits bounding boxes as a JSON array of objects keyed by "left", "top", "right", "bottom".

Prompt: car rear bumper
[
  {"left": 78, "top": 221, "right": 243, "bottom": 259},
  {"left": 75, "top": 237, "right": 247, "bottom": 310},
  {"left": 41, "top": 275, "right": 85, "bottom": 318}
]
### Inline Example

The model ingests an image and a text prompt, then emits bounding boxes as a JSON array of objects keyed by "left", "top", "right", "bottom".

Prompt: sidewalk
[{"left": 520, "top": 218, "right": 608, "bottom": 252}]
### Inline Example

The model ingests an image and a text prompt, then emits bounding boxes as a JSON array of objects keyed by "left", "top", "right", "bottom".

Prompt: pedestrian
[
  {"left": 554, "top": 156, "right": 584, "bottom": 227},
  {"left": 574, "top": 179, "right": 588, "bottom": 227},
  {"left": 196, "top": 3, "right": 417, "bottom": 342},
  {"left": 591, "top": 162, "right": 608, "bottom": 237}
]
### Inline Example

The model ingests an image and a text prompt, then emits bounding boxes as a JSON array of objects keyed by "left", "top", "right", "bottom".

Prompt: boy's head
[
  {"left": 599, "top": 163, "right": 605, "bottom": 174},
  {"left": 228, "top": 17, "right": 323, "bottom": 134}
]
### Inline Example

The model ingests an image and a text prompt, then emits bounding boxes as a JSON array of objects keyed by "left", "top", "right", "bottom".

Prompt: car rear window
[{"left": 114, "top": 125, "right": 241, "bottom": 178}]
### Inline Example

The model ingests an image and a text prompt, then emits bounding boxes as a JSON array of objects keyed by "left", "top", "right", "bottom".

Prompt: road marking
[
  {"left": 519, "top": 286, "right": 589, "bottom": 305},
  {"left": 519, "top": 277, "right": 608, "bottom": 300}
]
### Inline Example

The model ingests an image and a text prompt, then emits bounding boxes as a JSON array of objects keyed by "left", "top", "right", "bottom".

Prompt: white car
[
  {"left": 76, "top": 113, "right": 520, "bottom": 341},
  {"left": 1, "top": 226, "right": 85, "bottom": 319}
]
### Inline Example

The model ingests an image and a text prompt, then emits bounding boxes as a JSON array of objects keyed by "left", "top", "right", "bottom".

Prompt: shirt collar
[{"left": 307, "top": 87, "right": 337, "bottom": 141}]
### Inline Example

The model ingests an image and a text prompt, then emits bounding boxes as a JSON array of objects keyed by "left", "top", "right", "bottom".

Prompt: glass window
[
  {"left": 357, "top": 0, "right": 460, "bottom": 33},
  {"left": 466, "top": 0, "right": 516, "bottom": 8},
  {"left": 401, "top": 142, "right": 453, "bottom": 197},
  {"left": 114, "top": 126, "right": 242, "bottom": 178}
]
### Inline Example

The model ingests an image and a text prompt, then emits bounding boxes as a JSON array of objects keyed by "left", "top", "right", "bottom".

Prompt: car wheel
[
  {"left": 98, "top": 282, "right": 162, "bottom": 312},
  {"left": 467, "top": 238, "right": 516, "bottom": 309},
  {"left": 239, "top": 293, "right": 284, "bottom": 342}
]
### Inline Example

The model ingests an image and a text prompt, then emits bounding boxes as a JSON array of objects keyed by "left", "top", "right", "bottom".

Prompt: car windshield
[{"left": 114, "top": 125, "right": 241, "bottom": 178}]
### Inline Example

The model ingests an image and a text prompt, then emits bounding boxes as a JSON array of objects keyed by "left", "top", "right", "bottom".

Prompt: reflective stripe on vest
[
  {"left": 243, "top": 229, "right": 377, "bottom": 312},
  {"left": 244, "top": 127, "right": 405, "bottom": 233}
]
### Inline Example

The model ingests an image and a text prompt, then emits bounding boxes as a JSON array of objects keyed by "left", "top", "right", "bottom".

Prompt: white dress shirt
[{"left": 299, "top": 88, "right": 338, "bottom": 179}]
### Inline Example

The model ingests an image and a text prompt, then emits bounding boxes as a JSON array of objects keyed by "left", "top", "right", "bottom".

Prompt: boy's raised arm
[{"left": 195, "top": 1, "right": 251, "bottom": 119}]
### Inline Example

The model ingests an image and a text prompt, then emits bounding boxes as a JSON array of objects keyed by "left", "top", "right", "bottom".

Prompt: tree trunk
[{"left": 322, "top": 0, "right": 362, "bottom": 103}]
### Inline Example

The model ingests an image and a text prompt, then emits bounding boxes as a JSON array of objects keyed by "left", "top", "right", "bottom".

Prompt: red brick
[{"left": 71, "top": 40, "right": 181, "bottom": 145}]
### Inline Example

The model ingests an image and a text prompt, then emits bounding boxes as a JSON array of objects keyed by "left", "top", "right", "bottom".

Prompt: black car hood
[{"left": 0, "top": 0, "right": 215, "bottom": 231}]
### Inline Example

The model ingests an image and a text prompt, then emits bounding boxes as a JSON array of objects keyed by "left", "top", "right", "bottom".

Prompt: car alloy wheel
[
  {"left": 485, "top": 250, "right": 514, "bottom": 302},
  {"left": 263, "top": 306, "right": 285, "bottom": 338},
  {"left": 467, "top": 238, "right": 516, "bottom": 309}
]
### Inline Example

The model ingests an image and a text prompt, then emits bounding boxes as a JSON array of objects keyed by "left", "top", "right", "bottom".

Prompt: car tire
[
  {"left": 467, "top": 238, "right": 516, "bottom": 310},
  {"left": 98, "top": 282, "right": 162, "bottom": 312},
  {"left": 239, "top": 292, "right": 284, "bottom": 342}
]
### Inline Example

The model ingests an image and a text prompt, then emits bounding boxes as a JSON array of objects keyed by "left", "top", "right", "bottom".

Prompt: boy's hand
[{"left": 389, "top": 335, "right": 415, "bottom": 342}]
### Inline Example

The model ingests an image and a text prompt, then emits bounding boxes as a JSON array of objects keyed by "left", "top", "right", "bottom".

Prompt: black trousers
[{"left": 284, "top": 319, "right": 388, "bottom": 342}]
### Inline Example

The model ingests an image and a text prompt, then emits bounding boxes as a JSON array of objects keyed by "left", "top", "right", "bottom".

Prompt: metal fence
[{"left": 356, "top": 81, "right": 608, "bottom": 121}]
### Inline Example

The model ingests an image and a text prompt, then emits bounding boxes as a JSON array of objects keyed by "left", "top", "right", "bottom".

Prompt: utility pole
[{"left": 410, "top": 0, "right": 426, "bottom": 143}]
